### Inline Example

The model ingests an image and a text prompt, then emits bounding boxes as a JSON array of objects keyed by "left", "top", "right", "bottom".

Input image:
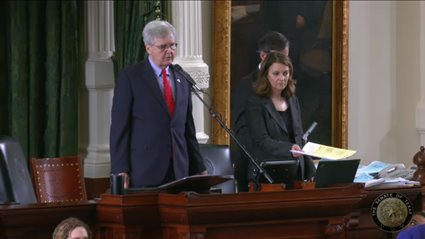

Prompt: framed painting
[{"left": 212, "top": 0, "right": 348, "bottom": 148}]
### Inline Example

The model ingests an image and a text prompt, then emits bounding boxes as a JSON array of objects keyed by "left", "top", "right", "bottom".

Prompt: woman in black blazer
[{"left": 245, "top": 52, "right": 315, "bottom": 189}]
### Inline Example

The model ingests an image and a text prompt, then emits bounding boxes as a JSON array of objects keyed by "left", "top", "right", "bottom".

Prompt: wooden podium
[
  {"left": 1, "top": 184, "right": 423, "bottom": 239},
  {"left": 95, "top": 192, "right": 162, "bottom": 239},
  {"left": 96, "top": 184, "right": 366, "bottom": 239}
]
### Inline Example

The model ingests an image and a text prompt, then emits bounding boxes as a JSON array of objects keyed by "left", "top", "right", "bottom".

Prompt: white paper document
[
  {"left": 290, "top": 142, "right": 356, "bottom": 160},
  {"left": 365, "top": 177, "right": 420, "bottom": 189}
]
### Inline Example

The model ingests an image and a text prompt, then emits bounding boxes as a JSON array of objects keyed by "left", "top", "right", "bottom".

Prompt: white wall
[
  {"left": 349, "top": 1, "right": 422, "bottom": 167},
  {"left": 396, "top": 1, "right": 422, "bottom": 166}
]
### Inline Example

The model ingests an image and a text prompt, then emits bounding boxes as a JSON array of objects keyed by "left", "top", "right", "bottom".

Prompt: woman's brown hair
[
  {"left": 254, "top": 52, "right": 295, "bottom": 100},
  {"left": 52, "top": 217, "right": 92, "bottom": 239}
]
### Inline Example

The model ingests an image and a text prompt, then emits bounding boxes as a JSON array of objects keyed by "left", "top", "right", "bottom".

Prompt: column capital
[
  {"left": 86, "top": 1, "right": 115, "bottom": 60},
  {"left": 171, "top": 0, "right": 210, "bottom": 142}
]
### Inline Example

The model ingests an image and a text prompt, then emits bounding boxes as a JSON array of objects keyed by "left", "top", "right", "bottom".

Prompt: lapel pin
[{"left": 177, "top": 79, "right": 181, "bottom": 83}]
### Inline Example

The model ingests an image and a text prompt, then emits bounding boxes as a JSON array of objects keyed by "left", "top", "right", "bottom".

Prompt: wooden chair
[{"left": 30, "top": 156, "right": 87, "bottom": 203}]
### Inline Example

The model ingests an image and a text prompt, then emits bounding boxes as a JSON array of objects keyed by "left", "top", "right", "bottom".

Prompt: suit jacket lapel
[
  {"left": 262, "top": 98, "right": 288, "bottom": 133},
  {"left": 288, "top": 97, "right": 299, "bottom": 121},
  {"left": 288, "top": 97, "right": 305, "bottom": 179},
  {"left": 288, "top": 97, "right": 302, "bottom": 141},
  {"left": 171, "top": 69, "right": 186, "bottom": 116},
  {"left": 140, "top": 61, "right": 171, "bottom": 116}
]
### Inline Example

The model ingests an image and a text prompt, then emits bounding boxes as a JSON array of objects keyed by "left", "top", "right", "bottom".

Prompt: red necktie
[{"left": 162, "top": 69, "right": 175, "bottom": 116}]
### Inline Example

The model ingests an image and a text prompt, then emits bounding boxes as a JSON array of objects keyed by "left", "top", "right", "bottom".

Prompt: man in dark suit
[
  {"left": 231, "top": 31, "right": 290, "bottom": 192},
  {"left": 110, "top": 20, "right": 207, "bottom": 188}
]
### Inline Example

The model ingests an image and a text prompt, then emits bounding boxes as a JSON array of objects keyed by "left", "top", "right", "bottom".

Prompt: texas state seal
[{"left": 371, "top": 192, "right": 414, "bottom": 232}]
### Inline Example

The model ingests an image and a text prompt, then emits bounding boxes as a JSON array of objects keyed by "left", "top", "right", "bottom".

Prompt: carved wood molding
[
  {"left": 333, "top": 0, "right": 349, "bottom": 148},
  {"left": 212, "top": 1, "right": 231, "bottom": 145}
]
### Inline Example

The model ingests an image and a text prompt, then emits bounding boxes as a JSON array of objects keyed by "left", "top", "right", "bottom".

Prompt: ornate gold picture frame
[{"left": 212, "top": 1, "right": 348, "bottom": 148}]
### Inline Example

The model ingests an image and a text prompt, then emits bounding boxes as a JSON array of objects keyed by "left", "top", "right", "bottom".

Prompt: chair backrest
[
  {"left": 198, "top": 144, "right": 235, "bottom": 193},
  {"left": 0, "top": 136, "right": 37, "bottom": 204},
  {"left": 30, "top": 156, "right": 87, "bottom": 203}
]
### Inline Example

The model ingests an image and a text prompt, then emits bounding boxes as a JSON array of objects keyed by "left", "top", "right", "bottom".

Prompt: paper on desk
[
  {"left": 354, "top": 161, "right": 392, "bottom": 183},
  {"left": 356, "top": 161, "right": 392, "bottom": 175},
  {"left": 354, "top": 172, "right": 375, "bottom": 183},
  {"left": 290, "top": 142, "right": 356, "bottom": 160},
  {"left": 365, "top": 177, "right": 420, "bottom": 189}
]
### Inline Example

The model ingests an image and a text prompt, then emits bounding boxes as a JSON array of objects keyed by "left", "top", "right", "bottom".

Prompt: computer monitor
[
  {"left": 260, "top": 160, "right": 299, "bottom": 188},
  {"left": 314, "top": 159, "right": 361, "bottom": 188}
]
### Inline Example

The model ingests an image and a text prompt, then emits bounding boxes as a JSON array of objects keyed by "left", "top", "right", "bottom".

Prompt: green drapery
[
  {"left": 114, "top": 0, "right": 168, "bottom": 75},
  {"left": 0, "top": 1, "right": 82, "bottom": 158}
]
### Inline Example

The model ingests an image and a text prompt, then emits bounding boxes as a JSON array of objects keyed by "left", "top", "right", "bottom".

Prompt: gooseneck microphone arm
[
  {"left": 172, "top": 64, "right": 274, "bottom": 184},
  {"left": 172, "top": 64, "right": 203, "bottom": 92},
  {"left": 302, "top": 121, "right": 318, "bottom": 144}
]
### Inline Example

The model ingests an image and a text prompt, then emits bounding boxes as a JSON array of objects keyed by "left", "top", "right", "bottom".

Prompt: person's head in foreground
[
  {"left": 52, "top": 217, "right": 91, "bottom": 239},
  {"left": 408, "top": 212, "right": 425, "bottom": 228}
]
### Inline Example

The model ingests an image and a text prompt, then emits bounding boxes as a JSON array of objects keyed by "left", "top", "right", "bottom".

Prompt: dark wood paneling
[{"left": 85, "top": 177, "right": 110, "bottom": 200}]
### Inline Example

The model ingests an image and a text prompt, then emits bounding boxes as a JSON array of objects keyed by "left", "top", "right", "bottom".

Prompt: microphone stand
[
  {"left": 300, "top": 121, "right": 318, "bottom": 181},
  {"left": 302, "top": 121, "right": 318, "bottom": 145},
  {"left": 189, "top": 86, "right": 274, "bottom": 186}
]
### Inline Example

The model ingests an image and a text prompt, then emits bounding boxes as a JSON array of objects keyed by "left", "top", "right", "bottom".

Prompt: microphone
[
  {"left": 302, "top": 121, "right": 318, "bottom": 143},
  {"left": 172, "top": 64, "right": 202, "bottom": 91}
]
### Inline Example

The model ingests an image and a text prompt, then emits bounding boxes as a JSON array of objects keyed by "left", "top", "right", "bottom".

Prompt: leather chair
[
  {"left": 198, "top": 144, "right": 235, "bottom": 193},
  {"left": 30, "top": 156, "right": 87, "bottom": 203},
  {"left": 0, "top": 136, "right": 37, "bottom": 204}
]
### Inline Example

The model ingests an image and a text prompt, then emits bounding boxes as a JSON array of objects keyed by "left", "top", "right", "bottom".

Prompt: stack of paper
[
  {"left": 354, "top": 161, "right": 392, "bottom": 183},
  {"left": 365, "top": 177, "right": 420, "bottom": 189}
]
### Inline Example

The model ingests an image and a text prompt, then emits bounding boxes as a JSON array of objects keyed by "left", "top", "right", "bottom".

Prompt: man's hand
[{"left": 199, "top": 170, "right": 208, "bottom": 175}]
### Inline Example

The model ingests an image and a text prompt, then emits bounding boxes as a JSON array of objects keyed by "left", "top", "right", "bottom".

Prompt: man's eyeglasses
[{"left": 153, "top": 43, "right": 178, "bottom": 52}]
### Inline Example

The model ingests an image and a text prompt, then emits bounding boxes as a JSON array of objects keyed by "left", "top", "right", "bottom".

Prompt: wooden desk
[
  {"left": 0, "top": 201, "right": 96, "bottom": 239},
  {"left": 95, "top": 192, "right": 162, "bottom": 239},
  {"left": 0, "top": 184, "right": 422, "bottom": 239},
  {"left": 346, "top": 186, "right": 423, "bottom": 239},
  {"left": 96, "top": 183, "right": 366, "bottom": 239},
  {"left": 160, "top": 183, "right": 366, "bottom": 239}
]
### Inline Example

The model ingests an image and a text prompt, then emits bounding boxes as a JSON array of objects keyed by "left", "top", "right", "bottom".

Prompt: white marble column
[
  {"left": 171, "top": 1, "right": 210, "bottom": 144},
  {"left": 81, "top": 1, "right": 115, "bottom": 178},
  {"left": 417, "top": 1, "right": 425, "bottom": 146}
]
